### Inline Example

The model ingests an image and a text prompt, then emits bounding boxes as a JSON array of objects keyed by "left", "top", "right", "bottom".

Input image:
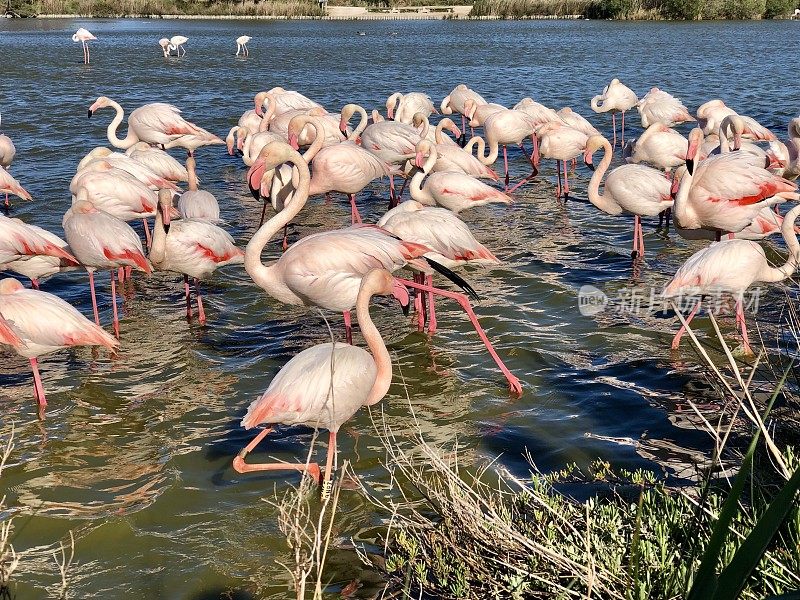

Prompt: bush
[
  {"left": 722, "top": 0, "right": 767, "bottom": 17},
  {"left": 662, "top": 0, "right": 703, "bottom": 18},
  {"left": 763, "top": 0, "right": 796, "bottom": 16}
]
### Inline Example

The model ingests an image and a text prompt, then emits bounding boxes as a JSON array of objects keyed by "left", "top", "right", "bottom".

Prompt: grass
[{"left": 12, "top": 0, "right": 324, "bottom": 17}]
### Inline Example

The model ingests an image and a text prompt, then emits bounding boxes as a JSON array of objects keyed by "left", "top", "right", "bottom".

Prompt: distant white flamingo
[
  {"left": 72, "top": 28, "right": 96, "bottom": 64},
  {"left": 236, "top": 35, "right": 251, "bottom": 56},
  {"left": 169, "top": 35, "right": 188, "bottom": 56}
]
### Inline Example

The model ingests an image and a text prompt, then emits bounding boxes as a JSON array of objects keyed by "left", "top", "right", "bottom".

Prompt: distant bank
[{"left": 9, "top": 0, "right": 800, "bottom": 20}]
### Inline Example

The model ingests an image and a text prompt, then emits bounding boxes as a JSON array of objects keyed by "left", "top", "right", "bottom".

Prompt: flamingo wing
[{"left": 0, "top": 166, "right": 31, "bottom": 201}]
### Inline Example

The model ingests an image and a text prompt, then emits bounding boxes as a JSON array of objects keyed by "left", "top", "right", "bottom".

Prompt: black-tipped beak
[
  {"left": 87, "top": 109, "right": 93, "bottom": 119},
  {"left": 686, "top": 158, "right": 694, "bottom": 175},
  {"left": 401, "top": 298, "right": 410, "bottom": 316},
  {"left": 585, "top": 160, "right": 595, "bottom": 172},
  {"left": 249, "top": 185, "right": 260, "bottom": 201},
  {"left": 339, "top": 126, "right": 347, "bottom": 136},
  {"left": 163, "top": 223, "right": 170, "bottom": 234}
]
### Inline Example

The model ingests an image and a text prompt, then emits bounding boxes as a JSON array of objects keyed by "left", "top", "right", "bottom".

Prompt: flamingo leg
[
  {"left": 389, "top": 176, "right": 396, "bottom": 209},
  {"left": 555, "top": 160, "right": 562, "bottom": 198},
  {"left": 282, "top": 224, "right": 289, "bottom": 251},
  {"left": 397, "top": 278, "right": 523, "bottom": 396},
  {"left": 502, "top": 145, "right": 509, "bottom": 191},
  {"left": 195, "top": 279, "right": 206, "bottom": 325},
  {"left": 671, "top": 302, "right": 700, "bottom": 350},
  {"left": 321, "top": 431, "right": 337, "bottom": 500},
  {"left": 117, "top": 267, "right": 125, "bottom": 285},
  {"left": 621, "top": 111, "right": 626, "bottom": 145},
  {"left": 413, "top": 273, "right": 425, "bottom": 331},
  {"left": 349, "top": 194, "right": 362, "bottom": 224},
  {"left": 736, "top": 298, "right": 753, "bottom": 355},
  {"left": 639, "top": 218, "right": 646, "bottom": 257},
  {"left": 88, "top": 271, "right": 100, "bottom": 326},
  {"left": 426, "top": 274, "right": 437, "bottom": 334},
  {"left": 232, "top": 427, "right": 322, "bottom": 483},
  {"left": 86, "top": 42, "right": 90, "bottom": 64},
  {"left": 562, "top": 160, "right": 570, "bottom": 198},
  {"left": 343, "top": 310, "right": 353, "bottom": 345},
  {"left": 532, "top": 134, "right": 540, "bottom": 169},
  {"left": 125, "top": 266, "right": 132, "bottom": 281},
  {"left": 110, "top": 272, "right": 120, "bottom": 339},
  {"left": 397, "top": 177, "right": 409, "bottom": 202},
  {"left": 142, "top": 218, "right": 152, "bottom": 249},
  {"left": 612, "top": 113, "right": 617, "bottom": 148},
  {"left": 184, "top": 274, "right": 193, "bottom": 320},
  {"left": 30, "top": 357, "right": 47, "bottom": 418},
  {"left": 259, "top": 200, "right": 269, "bottom": 228},
  {"left": 4, "top": 192, "right": 8, "bottom": 210}
]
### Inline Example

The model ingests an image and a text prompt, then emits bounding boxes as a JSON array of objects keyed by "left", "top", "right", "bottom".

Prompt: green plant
[{"left": 763, "top": 0, "right": 796, "bottom": 16}]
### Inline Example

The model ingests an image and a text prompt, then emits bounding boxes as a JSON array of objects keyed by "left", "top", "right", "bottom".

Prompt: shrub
[{"left": 763, "top": 0, "right": 796, "bottom": 17}]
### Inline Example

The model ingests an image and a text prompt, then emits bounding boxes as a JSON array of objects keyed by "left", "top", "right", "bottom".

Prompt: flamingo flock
[{"left": 1, "top": 78, "right": 799, "bottom": 493}]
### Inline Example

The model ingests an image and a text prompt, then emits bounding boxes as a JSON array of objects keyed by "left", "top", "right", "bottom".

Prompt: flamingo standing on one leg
[
  {"left": 236, "top": 35, "right": 251, "bottom": 56},
  {"left": 472, "top": 108, "right": 538, "bottom": 191},
  {"left": 664, "top": 204, "right": 800, "bottom": 355},
  {"left": 637, "top": 88, "right": 695, "bottom": 128},
  {"left": 63, "top": 195, "right": 152, "bottom": 337},
  {"left": 168, "top": 35, "right": 188, "bottom": 57},
  {"left": 72, "top": 28, "right": 97, "bottom": 65},
  {"left": 150, "top": 190, "right": 244, "bottom": 324},
  {"left": 0, "top": 278, "right": 118, "bottom": 419},
  {"left": 535, "top": 121, "right": 589, "bottom": 199},
  {"left": 590, "top": 78, "right": 638, "bottom": 147},
  {"left": 233, "top": 268, "right": 402, "bottom": 495},
  {"left": 583, "top": 135, "right": 674, "bottom": 259},
  {"left": 440, "top": 84, "right": 487, "bottom": 141}
]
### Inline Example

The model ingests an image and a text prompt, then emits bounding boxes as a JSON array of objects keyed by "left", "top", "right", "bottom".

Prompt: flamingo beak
[
  {"left": 339, "top": 118, "right": 347, "bottom": 136},
  {"left": 415, "top": 151, "right": 424, "bottom": 169},
  {"left": 260, "top": 168, "right": 275, "bottom": 199},
  {"left": 392, "top": 279, "right": 410, "bottom": 315},
  {"left": 162, "top": 202, "right": 171, "bottom": 231},
  {"left": 247, "top": 160, "right": 265, "bottom": 199},
  {"left": 87, "top": 109, "right": 93, "bottom": 118},
  {"left": 288, "top": 133, "right": 299, "bottom": 151},
  {"left": 583, "top": 149, "right": 594, "bottom": 171},
  {"left": 452, "top": 125, "right": 462, "bottom": 139},
  {"left": 387, "top": 107, "right": 394, "bottom": 120}
]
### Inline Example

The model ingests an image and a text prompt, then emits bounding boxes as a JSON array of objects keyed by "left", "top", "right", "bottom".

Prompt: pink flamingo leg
[
  {"left": 110, "top": 273, "right": 120, "bottom": 339},
  {"left": 562, "top": 160, "right": 570, "bottom": 197},
  {"left": 343, "top": 310, "right": 353, "bottom": 345},
  {"left": 30, "top": 357, "right": 48, "bottom": 418},
  {"left": 612, "top": 113, "right": 617, "bottom": 148},
  {"left": 4, "top": 192, "right": 8, "bottom": 209},
  {"left": 349, "top": 194, "right": 362, "bottom": 224},
  {"left": 671, "top": 302, "right": 700, "bottom": 350},
  {"left": 736, "top": 298, "right": 753, "bottom": 355},
  {"left": 532, "top": 134, "right": 540, "bottom": 169},
  {"left": 502, "top": 145, "right": 510, "bottom": 191},
  {"left": 555, "top": 160, "right": 562, "bottom": 198},
  {"left": 396, "top": 177, "right": 409, "bottom": 203},
  {"left": 232, "top": 426, "right": 322, "bottom": 483},
  {"left": 117, "top": 267, "right": 125, "bottom": 285},
  {"left": 195, "top": 279, "right": 206, "bottom": 325},
  {"left": 413, "top": 273, "right": 425, "bottom": 331},
  {"left": 639, "top": 217, "right": 646, "bottom": 257},
  {"left": 31, "top": 279, "right": 40, "bottom": 290},
  {"left": 184, "top": 274, "right": 193, "bottom": 320},
  {"left": 621, "top": 111, "right": 626, "bottom": 145},
  {"left": 426, "top": 274, "right": 437, "bottom": 334},
  {"left": 282, "top": 225, "right": 289, "bottom": 252},
  {"left": 389, "top": 176, "right": 396, "bottom": 209},
  {"left": 397, "top": 278, "right": 523, "bottom": 396},
  {"left": 142, "top": 218, "right": 152, "bottom": 249},
  {"left": 321, "top": 431, "right": 337, "bottom": 499},
  {"left": 125, "top": 266, "right": 132, "bottom": 280},
  {"left": 88, "top": 271, "right": 100, "bottom": 326}
]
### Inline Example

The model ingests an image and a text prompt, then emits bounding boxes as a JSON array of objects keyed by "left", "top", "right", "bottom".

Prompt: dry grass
[{"left": 21, "top": 0, "right": 324, "bottom": 17}]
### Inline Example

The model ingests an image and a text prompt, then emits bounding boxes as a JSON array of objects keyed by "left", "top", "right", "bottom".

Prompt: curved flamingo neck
[
  {"left": 768, "top": 204, "right": 800, "bottom": 281},
  {"left": 475, "top": 132, "right": 498, "bottom": 166},
  {"left": 347, "top": 105, "right": 369, "bottom": 140},
  {"left": 587, "top": 139, "right": 622, "bottom": 216},
  {"left": 465, "top": 135, "right": 485, "bottom": 157},
  {"left": 415, "top": 116, "right": 430, "bottom": 140},
  {"left": 434, "top": 121, "right": 453, "bottom": 144},
  {"left": 299, "top": 118, "right": 325, "bottom": 163},
  {"left": 245, "top": 150, "right": 311, "bottom": 291},
  {"left": 410, "top": 147, "right": 437, "bottom": 205},
  {"left": 106, "top": 100, "right": 139, "bottom": 149},
  {"left": 357, "top": 285, "right": 391, "bottom": 406},
  {"left": 186, "top": 157, "right": 198, "bottom": 191}
]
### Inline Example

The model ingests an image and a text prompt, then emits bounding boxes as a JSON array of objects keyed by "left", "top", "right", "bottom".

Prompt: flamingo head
[
  {"left": 391, "top": 278, "right": 410, "bottom": 315},
  {"left": 88, "top": 96, "right": 112, "bottom": 118},
  {"left": 253, "top": 91, "right": 269, "bottom": 117},
  {"left": 415, "top": 140, "right": 433, "bottom": 170},
  {"left": 158, "top": 189, "right": 173, "bottom": 231},
  {"left": 385, "top": 93, "right": 402, "bottom": 121},
  {"left": 360, "top": 269, "right": 409, "bottom": 314},
  {"left": 439, "top": 118, "right": 460, "bottom": 140},
  {"left": 247, "top": 159, "right": 266, "bottom": 200},
  {"left": 686, "top": 128, "right": 704, "bottom": 175},
  {"left": 340, "top": 104, "right": 358, "bottom": 135},
  {"left": 582, "top": 135, "right": 607, "bottom": 171},
  {"left": 463, "top": 99, "right": 477, "bottom": 120},
  {"left": 0, "top": 278, "right": 24, "bottom": 294},
  {"left": 287, "top": 132, "right": 300, "bottom": 151}
]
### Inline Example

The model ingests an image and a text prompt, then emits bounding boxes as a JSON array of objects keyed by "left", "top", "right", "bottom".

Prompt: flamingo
[
  {"left": 411, "top": 141, "right": 512, "bottom": 212},
  {"left": 535, "top": 121, "right": 589, "bottom": 199},
  {"left": 463, "top": 99, "right": 507, "bottom": 128},
  {"left": 232, "top": 268, "right": 402, "bottom": 494},
  {"left": 288, "top": 115, "right": 389, "bottom": 224},
  {"left": 674, "top": 129, "right": 798, "bottom": 236},
  {"left": 440, "top": 84, "right": 487, "bottom": 138},
  {"left": 178, "top": 157, "right": 220, "bottom": 222},
  {"left": 240, "top": 129, "right": 284, "bottom": 166},
  {"left": 88, "top": 97, "right": 223, "bottom": 154},
  {"left": 664, "top": 204, "right": 800, "bottom": 355},
  {"left": 769, "top": 118, "right": 800, "bottom": 180},
  {"left": 247, "top": 142, "right": 521, "bottom": 393},
  {"left": 556, "top": 107, "right": 600, "bottom": 138},
  {"left": 378, "top": 199, "right": 499, "bottom": 332},
  {"left": 696, "top": 99, "right": 776, "bottom": 141},
  {"left": 0, "top": 165, "right": 31, "bottom": 208},
  {"left": 4, "top": 223, "right": 77, "bottom": 288},
  {"left": 700, "top": 115, "right": 777, "bottom": 168},
  {"left": 590, "top": 78, "right": 638, "bottom": 147},
  {"left": 583, "top": 135, "right": 675, "bottom": 259},
  {"left": 63, "top": 195, "right": 152, "bottom": 338},
  {"left": 253, "top": 89, "right": 326, "bottom": 118},
  {"left": 623, "top": 123, "right": 688, "bottom": 172},
  {"left": 0, "top": 115, "right": 16, "bottom": 208},
  {"left": 676, "top": 207, "right": 799, "bottom": 242},
  {"left": 77, "top": 148, "right": 179, "bottom": 191},
  {"left": 0, "top": 278, "right": 118, "bottom": 418},
  {"left": 637, "top": 88, "right": 695, "bottom": 128},
  {"left": 125, "top": 142, "right": 189, "bottom": 183},
  {"left": 168, "top": 35, "right": 188, "bottom": 57},
  {"left": 513, "top": 98, "right": 561, "bottom": 128},
  {"left": 236, "top": 110, "right": 263, "bottom": 136},
  {"left": 473, "top": 108, "right": 538, "bottom": 190},
  {"left": 287, "top": 111, "right": 347, "bottom": 148},
  {"left": 424, "top": 118, "right": 498, "bottom": 180},
  {"left": 72, "top": 28, "right": 96, "bottom": 65},
  {"left": 158, "top": 38, "right": 171, "bottom": 57},
  {"left": 0, "top": 214, "right": 77, "bottom": 267},
  {"left": 236, "top": 35, "right": 251, "bottom": 56},
  {"left": 386, "top": 92, "right": 435, "bottom": 124},
  {"left": 150, "top": 190, "right": 244, "bottom": 324}
]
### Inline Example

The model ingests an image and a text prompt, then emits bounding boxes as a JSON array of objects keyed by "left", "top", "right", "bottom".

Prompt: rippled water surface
[{"left": 0, "top": 16, "right": 798, "bottom": 598}]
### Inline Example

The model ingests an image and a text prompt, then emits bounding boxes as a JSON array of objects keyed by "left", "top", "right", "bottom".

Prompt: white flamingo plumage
[
  {"left": 236, "top": 35, "right": 251, "bottom": 56},
  {"left": 637, "top": 88, "right": 695, "bottom": 128},
  {"left": 72, "top": 28, "right": 96, "bottom": 64},
  {"left": 0, "top": 215, "right": 76, "bottom": 266},
  {"left": 623, "top": 123, "right": 688, "bottom": 171},
  {"left": 177, "top": 156, "right": 219, "bottom": 222},
  {"left": 386, "top": 92, "right": 436, "bottom": 124},
  {"left": 4, "top": 223, "right": 77, "bottom": 288},
  {"left": 590, "top": 78, "right": 638, "bottom": 147},
  {"left": 125, "top": 142, "right": 190, "bottom": 183}
]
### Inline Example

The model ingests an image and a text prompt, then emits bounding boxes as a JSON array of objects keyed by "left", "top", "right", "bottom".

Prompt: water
[{"left": 0, "top": 16, "right": 797, "bottom": 598}]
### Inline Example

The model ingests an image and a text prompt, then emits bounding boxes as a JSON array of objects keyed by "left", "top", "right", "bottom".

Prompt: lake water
[{"left": 0, "top": 16, "right": 798, "bottom": 599}]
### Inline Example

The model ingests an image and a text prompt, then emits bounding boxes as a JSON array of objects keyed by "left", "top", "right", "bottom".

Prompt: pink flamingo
[
  {"left": 769, "top": 118, "right": 800, "bottom": 180},
  {"left": 623, "top": 123, "right": 688, "bottom": 172},
  {"left": 0, "top": 115, "right": 17, "bottom": 209},
  {"left": 177, "top": 156, "right": 220, "bottom": 222},
  {"left": 411, "top": 141, "right": 511, "bottom": 212},
  {"left": 440, "top": 84, "right": 487, "bottom": 138},
  {"left": 0, "top": 165, "right": 31, "bottom": 208},
  {"left": 535, "top": 121, "right": 589, "bottom": 199},
  {"left": 700, "top": 115, "right": 778, "bottom": 168},
  {"left": 63, "top": 195, "right": 152, "bottom": 337},
  {"left": 0, "top": 278, "right": 117, "bottom": 418},
  {"left": 78, "top": 148, "right": 179, "bottom": 191},
  {"left": 637, "top": 88, "right": 695, "bottom": 128},
  {"left": 247, "top": 142, "right": 522, "bottom": 394},
  {"left": 557, "top": 107, "right": 600, "bottom": 137},
  {"left": 425, "top": 118, "right": 498, "bottom": 180},
  {"left": 584, "top": 135, "right": 674, "bottom": 258},
  {"left": 590, "top": 78, "right": 638, "bottom": 147},
  {"left": 378, "top": 199, "right": 499, "bottom": 332},
  {"left": 386, "top": 92, "right": 436, "bottom": 124},
  {"left": 88, "top": 97, "right": 223, "bottom": 154},
  {"left": 4, "top": 223, "right": 77, "bottom": 288},
  {"left": 696, "top": 99, "right": 776, "bottom": 141},
  {"left": 463, "top": 99, "right": 507, "bottom": 128},
  {"left": 254, "top": 88, "right": 326, "bottom": 118},
  {"left": 125, "top": 142, "right": 189, "bottom": 183},
  {"left": 288, "top": 115, "right": 389, "bottom": 223},
  {"left": 665, "top": 204, "right": 800, "bottom": 355},
  {"left": 674, "top": 129, "right": 798, "bottom": 236},
  {"left": 72, "top": 28, "right": 96, "bottom": 65},
  {"left": 150, "top": 189, "right": 244, "bottom": 324},
  {"left": 233, "top": 268, "right": 402, "bottom": 493},
  {"left": 676, "top": 206, "right": 799, "bottom": 242},
  {"left": 0, "top": 215, "right": 76, "bottom": 267},
  {"left": 472, "top": 108, "right": 539, "bottom": 190}
]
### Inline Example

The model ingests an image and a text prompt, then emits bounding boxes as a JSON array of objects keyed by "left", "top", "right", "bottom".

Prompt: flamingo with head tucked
[
  {"left": 637, "top": 88, "right": 695, "bottom": 129},
  {"left": 696, "top": 99, "right": 776, "bottom": 141},
  {"left": 623, "top": 123, "right": 688, "bottom": 172},
  {"left": 769, "top": 118, "right": 800, "bottom": 180},
  {"left": 0, "top": 278, "right": 117, "bottom": 419},
  {"left": 253, "top": 89, "right": 326, "bottom": 118},
  {"left": 126, "top": 142, "right": 189, "bottom": 183},
  {"left": 590, "top": 78, "right": 638, "bottom": 147},
  {"left": 0, "top": 215, "right": 77, "bottom": 268},
  {"left": 472, "top": 108, "right": 538, "bottom": 190},
  {"left": 441, "top": 84, "right": 487, "bottom": 139},
  {"left": 0, "top": 166, "right": 31, "bottom": 209},
  {"left": 535, "top": 121, "right": 589, "bottom": 199},
  {"left": 4, "top": 222, "right": 77, "bottom": 289},
  {"left": 386, "top": 92, "right": 436, "bottom": 124},
  {"left": 72, "top": 28, "right": 96, "bottom": 64},
  {"left": 178, "top": 157, "right": 220, "bottom": 222}
]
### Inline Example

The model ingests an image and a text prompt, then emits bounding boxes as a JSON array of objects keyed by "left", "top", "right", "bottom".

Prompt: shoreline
[{"left": 31, "top": 12, "right": 585, "bottom": 20}]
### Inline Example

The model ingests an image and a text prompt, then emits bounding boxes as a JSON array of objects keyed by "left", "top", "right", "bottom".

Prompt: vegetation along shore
[{"left": 6, "top": 0, "right": 800, "bottom": 20}]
